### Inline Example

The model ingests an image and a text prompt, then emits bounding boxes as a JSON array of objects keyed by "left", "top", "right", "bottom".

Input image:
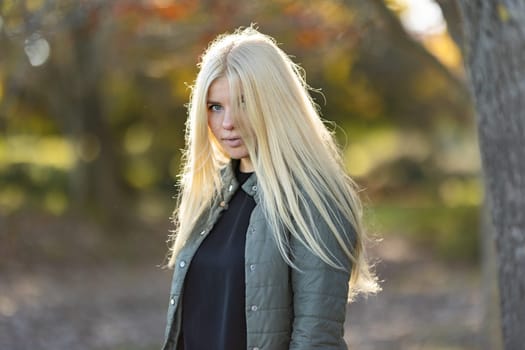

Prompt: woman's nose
[{"left": 222, "top": 109, "right": 234, "bottom": 130}]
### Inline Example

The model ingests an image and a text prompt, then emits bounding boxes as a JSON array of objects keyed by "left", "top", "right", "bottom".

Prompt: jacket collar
[{"left": 220, "top": 159, "right": 260, "bottom": 203}]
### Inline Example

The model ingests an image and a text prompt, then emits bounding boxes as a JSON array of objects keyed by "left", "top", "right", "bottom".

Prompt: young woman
[{"left": 162, "top": 26, "right": 379, "bottom": 350}]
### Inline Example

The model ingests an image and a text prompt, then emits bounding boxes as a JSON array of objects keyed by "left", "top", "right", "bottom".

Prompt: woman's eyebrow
[{"left": 206, "top": 100, "right": 222, "bottom": 105}]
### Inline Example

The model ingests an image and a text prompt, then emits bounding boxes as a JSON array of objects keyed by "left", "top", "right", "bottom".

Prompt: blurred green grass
[{"left": 367, "top": 203, "right": 480, "bottom": 261}]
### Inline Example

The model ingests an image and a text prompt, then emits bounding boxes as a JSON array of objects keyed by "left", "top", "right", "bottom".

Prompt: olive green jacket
[{"left": 162, "top": 162, "right": 353, "bottom": 350}]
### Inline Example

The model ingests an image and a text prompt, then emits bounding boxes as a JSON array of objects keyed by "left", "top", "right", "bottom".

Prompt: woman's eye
[{"left": 208, "top": 104, "right": 223, "bottom": 112}]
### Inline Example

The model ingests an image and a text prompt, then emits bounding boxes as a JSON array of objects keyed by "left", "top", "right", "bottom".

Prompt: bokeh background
[{"left": 0, "top": 1, "right": 488, "bottom": 349}]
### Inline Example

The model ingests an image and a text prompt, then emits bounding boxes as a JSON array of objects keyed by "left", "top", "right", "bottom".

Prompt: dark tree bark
[{"left": 455, "top": 1, "right": 525, "bottom": 348}]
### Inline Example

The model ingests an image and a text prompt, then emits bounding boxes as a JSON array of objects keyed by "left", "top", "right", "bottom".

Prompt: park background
[{"left": 0, "top": 0, "right": 493, "bottom": 349}]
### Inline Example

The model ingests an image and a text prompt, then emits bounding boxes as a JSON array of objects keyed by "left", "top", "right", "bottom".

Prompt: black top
[{"left": 177, "top": 165, "right": 256, "bottom": 350}]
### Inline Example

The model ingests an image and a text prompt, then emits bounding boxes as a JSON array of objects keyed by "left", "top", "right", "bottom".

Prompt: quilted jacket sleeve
[{"left": 289, "top": 209, "right": 355, "bottom": 350}]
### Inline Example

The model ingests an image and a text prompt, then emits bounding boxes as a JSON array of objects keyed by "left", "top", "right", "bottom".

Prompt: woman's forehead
[{"left": 207, "top": 77, "right": 230, "bottom": 102}]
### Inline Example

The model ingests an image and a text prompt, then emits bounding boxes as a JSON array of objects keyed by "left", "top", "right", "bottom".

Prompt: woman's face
[{"left": 207, "top": 77, "right": 253, "bottom": 172}]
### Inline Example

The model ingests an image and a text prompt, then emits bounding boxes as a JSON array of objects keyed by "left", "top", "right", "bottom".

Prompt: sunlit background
[{"left": 0, "top": 1, "right": 485, "bottom": 349}]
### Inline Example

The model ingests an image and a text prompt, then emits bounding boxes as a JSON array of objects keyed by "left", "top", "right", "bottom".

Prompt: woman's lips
[{"left": 222, "top": 137, "right": 243, "bottom": 147}]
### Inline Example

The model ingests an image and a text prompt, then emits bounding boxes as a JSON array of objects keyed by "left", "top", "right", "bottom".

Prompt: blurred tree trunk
[
  {"left": 480, "top": 202, "right": 504, "bottom": 350},
  {"left": 455, "top": 1, "right": 525, "bottom": 349},
  {"left": 70, "top": 18, "right": 123, "bottom": 218},
  {"left": 435, "top": 1, "right": 503, "bottom": 347},
  {"left": 43, "top": 3, "right": 124, "bottom": 220}
]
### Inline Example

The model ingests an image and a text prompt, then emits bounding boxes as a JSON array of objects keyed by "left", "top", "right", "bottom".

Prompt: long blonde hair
[{"left": 168, "top": 26, "right": 378, "bottom": 297}]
